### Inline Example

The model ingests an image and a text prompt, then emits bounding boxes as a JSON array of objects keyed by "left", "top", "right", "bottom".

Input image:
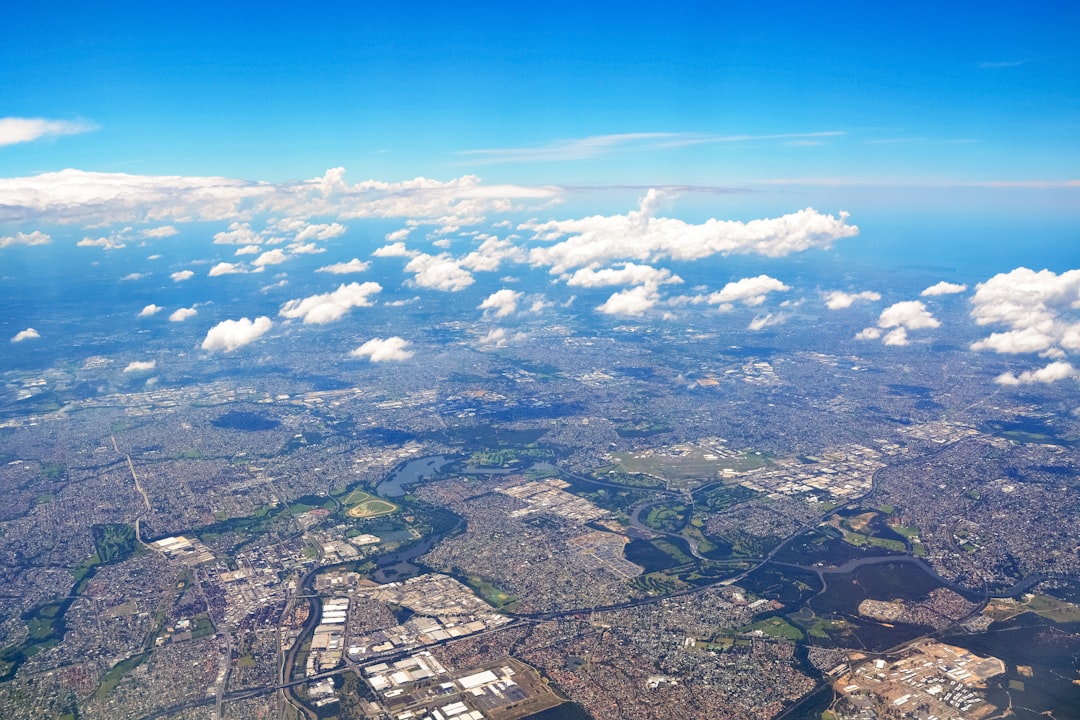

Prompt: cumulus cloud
[
  {"left": 141, "top": 225, "right": 178, "bottom": 239},
  {"left": 169, "top": 307, "right": 198, "bottom": 322},
  {"left": 0, "top": 117, "right": 96, "bottom": 146},
  {"left": 317, "top": 258, "right": 371, "bottom": 274},
  {"left": 459, "top": 236, "right": 527, "bottom": 272},
  {"left": 350, "top": 336, "right": 414, "bottom": 362},
  {"left": 123, "top": 360, "right": 156, "bottom": 373},
  {"left": 138, "top": 304, "right": 163, "bottom": 317},
  {"left": 596, "top": 285, "right": 660, "bottom": 316},
  {"left": 708, "top": 275, "right": 790, "bottom": 308},
  {"left": 278, "top": 282, "right": 382, "bottom": 324},
  {"left": 995, "top": 361, "right": 1078, "bottom": 386},
  {"left": 286, "top": 241, "right": 324, "bottom": 255},
  {"left": 235, "top": 244, "right": 261, "bottom": 255},
  {"left": 475, "top": 327, "right": 526, "bottom": 350},
  {"left": 748, "top": 313, "right": 784, "bottom": 331},
  {"left": 201, "top": 316, "right": 272, "bottom": 352},
  {"left": 858, "top": 300, "right": 940, "bottom": 345},
  {"left": 0, "top": 230, "right": 51, "bottom": 248},
  {"left": 878, "top": 301, "right": 940, "bottom": 330},
  {"left": 11, "top": 328, "right": 40, "bottom": 342},
  {"left": 565, "top": 262, "right": 682, "bottom": 288},
  {"left": 253, "top": 248, "right": 288, "bottom": 267},
  {"left": 373, "top": 241, "right": 417, "bottom": 258},
  {"left": 0, "top": 166, "right": 558, "bottom": 229},
  {"left": 883, "top": 327, "right": 909, "bottom": 346},
  {"left": 121, "top": 272, "right": 147, "bottom": 281},
  {"left": 478, "top": 289, "right": 522, "bottom": 317},
  {"left": 524, "top": 190, "right": 857, "bottom": 273},
  {"left": 825, "top": 290, "right": 881, "bottom": 310},
  {"left": 971, "top": 327, "right": 1056, "bottom": 354},
  {"left": 292, "top": 222, "right": 345, "bottom": 242},
  {"left": 170, "top": 270, "right": 194, "bottom": 282},
  {"left": 921, "top": 281, "right": 967, "bottom": 296},
  {"left": 78, "top": 235, "right": 125, "bottom": 250},
  {"left": 213, "top": 222, "right": 262, "bottom": 245},
  {"left": 855, "top": 327, "right": 882, "bottom": 341},
  {"left": 969, "top": 267, "right": 1080, "bottom": 357},
  {"left": 208, "top": 262, "right": 245, "bottom": 276},
  {"left": 385, "top": 228, "right": 412, "bottom": 242},
  {"left": 404, "top": 253, "right": 474, "bottom": 291}
]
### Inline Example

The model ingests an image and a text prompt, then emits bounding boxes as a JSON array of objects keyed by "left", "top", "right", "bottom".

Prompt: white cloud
[
  {"left": 11, "top": 328, "right": 40, "bottom": 342},
  {"left": 596, "top": 285, "right": 659, "bottom": 316},
  {"left": 524, "top": 190, "right": 857, "bottom": 273},
  {"left": 995, "top": 361, "right": 1078, "bottom": 386},
  {"left": 171, "top": 270, "right": 195, "bottom": 282},
  {"left": 169, "top": 307, "right": 198, "bottom": 322},
  {"left": 317, "top": 258, "right": 371, "bottom": 274},
  {"left": 969, "top": 267, "right": 1080, "bottom": 357},
  {"left": 208, "top": 262, "right": 245, "bottom": 276},
  {"left": 921, "top": 281, "right": 967, "bottom": 296},
  {"left": 253, "top": 248, "right": 288, "bottom": 267},
  {"left": 138, "top": 304, "right": 163, "bottom": 317},
  {"left": 708, "top": 275, "right": 790, "bottom": 307},
  {"left": 0, "top": 117, "right": 96, "bottom": 146},
  {"left": 478, "top": 289, "right": 522, "bottom": 317},
  {"left": 878, "top": 300, "right": 941, "bottom": 330},
  {"left": 78, "top": 235, "right": 125, "bottom": 250},
  {"left": 385, "top": 228, "right": 412, "bottom": 242},
  {"left": 201, "top": 316, "right": 273, "bottom": 352},
  {"left": 350, "top": 336, "right": 414, "bottom": 362},
  {"left": 141, "top": 225, "right": 178, "bottom": 239},
  {"left": 459, "top": 236, "right": 527, "bottom": 272},
  {"left": 404, "top": 253, "right": 474, "bottom": 291},
  {"left": 528, "top": 298, "right": 553, "bottom": 314},
  {"left": 971, "top": 327, "right": 1055, "bottom": 354},
  {"left": 293, "top": 222, "right": 346, "bottom": 242},
  {"left": 883, "top": 327, "right": 909, "bottom": 346},
  {"left": 855, "top": 327, "right": 882, "bottom": 340},
  {"left": 748, "top": 313, "right": 784, "bottom": 331},
  {"left": 214, "top": 222, "right": 261, "bottom": 245},
  {"left": 0, "top": 167, "right": 558, "bottom": 228},
  {"left": 825, "top": 290, "right": 881, "bottom": 309},
  {"left": 373, "top": 241, "right": 417, "bottom": 258},
  {"left": 286, "top": 241, "right": 324, "bottom": 255},
  {"left": 0, "top": 230, "right": 51, "bottom": 248},
  {"left": 565, "top": 262, "right": 682, "bottom": 288},
  {"left": 121, "top": 272, "right": 147, "bottom": 281},
  {"left": 279, "top": 281, "right": 382, "bottom": 324},
  {"left": 858, "top": 300, "right": 939, "bottom": 345},
  {"left": 457, "top": 131, "right": 844, "bottom": 164},
  {"left": 475, "top": 327, "right": 526, "bottom": 349},
  {"left": 234, "top": 244, "right": 261, "bottom": 256},
  {"left": 123, "top": 360, "right": 156, "bottom": 373}
]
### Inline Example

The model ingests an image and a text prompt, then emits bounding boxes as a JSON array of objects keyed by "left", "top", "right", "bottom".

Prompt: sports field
[{"left": 343, "top": 489, "right": 399, "bottom": 519}]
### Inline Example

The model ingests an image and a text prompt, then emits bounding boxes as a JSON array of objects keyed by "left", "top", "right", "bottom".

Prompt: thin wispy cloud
[
  {"left": 457, "top": 131, "right": 846, "bottom": 164},
  {"left": 978, "top": 59, "right": 1033, "bottom": 70}
]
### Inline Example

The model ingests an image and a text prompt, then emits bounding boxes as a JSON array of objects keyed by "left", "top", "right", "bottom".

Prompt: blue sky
[
  {"left": 3, "top": 1, "right": 1078, "bottom": 191},
  {"left": 4, "top": 2, "right": 1080, "bottom": 386}
]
